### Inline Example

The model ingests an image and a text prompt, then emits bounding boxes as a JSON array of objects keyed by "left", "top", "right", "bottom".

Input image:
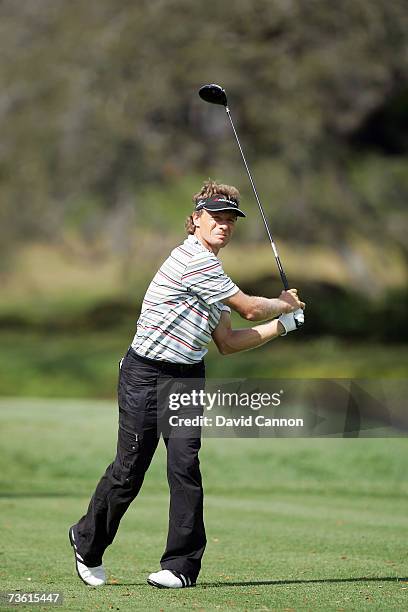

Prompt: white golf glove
[{"left": 278, "top": 308, "right": 305, "bottom": 336}]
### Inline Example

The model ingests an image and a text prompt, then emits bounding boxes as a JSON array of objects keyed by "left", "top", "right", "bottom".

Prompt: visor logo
[{"left": 213, "top": 198, "right": 237, "bottom": 207}]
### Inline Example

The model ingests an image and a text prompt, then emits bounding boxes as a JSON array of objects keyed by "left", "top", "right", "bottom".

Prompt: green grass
[
  {"left": 0, "top": 331, "right": 407, "bottom": 398},
  {"left": 0, "top": 398, "right": 407, "bottom": 610}
]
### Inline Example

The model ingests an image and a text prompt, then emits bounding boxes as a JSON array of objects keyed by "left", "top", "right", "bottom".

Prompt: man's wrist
[{"left": 277, "top": 320, "right": 286, "bottom": 336}]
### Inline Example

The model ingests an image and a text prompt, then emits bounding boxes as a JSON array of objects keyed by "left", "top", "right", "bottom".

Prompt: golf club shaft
[{"left": 225, "top": 106, "right": 289, "bottom": 291}]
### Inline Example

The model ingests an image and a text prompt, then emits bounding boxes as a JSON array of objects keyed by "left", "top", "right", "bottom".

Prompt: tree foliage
[{"left": 0, "top": 0, "right": 407, "bottom": 262}]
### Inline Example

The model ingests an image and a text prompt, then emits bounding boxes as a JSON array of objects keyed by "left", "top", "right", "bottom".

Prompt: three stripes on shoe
[
  {"left": 170, "top": 570, "right": 193, "bottom": 588},
  {"left": 70, "top": 529, "right": 85, "bottom": 563}
]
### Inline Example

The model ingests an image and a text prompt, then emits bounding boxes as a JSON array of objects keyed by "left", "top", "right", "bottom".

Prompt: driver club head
[{"left": 198, "top": 83, "right": 228, "bottom": 107}]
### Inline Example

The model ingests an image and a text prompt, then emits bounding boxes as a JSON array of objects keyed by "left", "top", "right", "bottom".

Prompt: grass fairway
[
  {"left": 1, "top": 331, "right": 407, "bottom": 398},
  {"left": 1, "top": 399, "right": 407, "bottom": 611}
]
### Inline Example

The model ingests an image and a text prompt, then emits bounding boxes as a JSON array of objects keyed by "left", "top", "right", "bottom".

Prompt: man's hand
[
  {"left": 277, "top": 289, "right": 305, "bottom": 314},
  {"left": 278, "top": 308, "right": 305, "bottom": 336}
]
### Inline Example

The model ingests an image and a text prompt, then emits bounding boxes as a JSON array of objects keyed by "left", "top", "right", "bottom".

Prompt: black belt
[{"left": 128, "top": 347, "right": 204, "bottom": 375}]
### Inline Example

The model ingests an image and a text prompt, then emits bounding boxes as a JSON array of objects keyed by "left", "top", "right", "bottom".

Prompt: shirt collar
[
  {"left": 185, "top": 234, "right": 218, "bottom": 257},
  {"left": 186, "top": 234, "right": 204, "bottom": 248}
]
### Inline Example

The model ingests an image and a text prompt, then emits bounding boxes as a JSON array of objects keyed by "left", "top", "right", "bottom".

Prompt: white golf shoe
[
  {"left": 147, "top": 569, "right": 195, "bottom": 589},
  {"left": 69, "top": 527, "right": 106, "bottom": 587}
]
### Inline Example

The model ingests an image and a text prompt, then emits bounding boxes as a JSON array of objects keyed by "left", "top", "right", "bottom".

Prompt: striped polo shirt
[{"left": 131, "top": 234, "right": 239, "bottom": 364}]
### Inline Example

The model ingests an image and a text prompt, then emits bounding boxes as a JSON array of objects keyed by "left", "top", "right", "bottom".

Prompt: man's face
[{"left": 194, "top": 209, "right": 237, "bottom": 252}]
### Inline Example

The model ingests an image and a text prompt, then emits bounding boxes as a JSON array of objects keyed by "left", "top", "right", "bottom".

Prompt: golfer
[{"left": 69, "top": 179, "right": 305, "bottom": 589}]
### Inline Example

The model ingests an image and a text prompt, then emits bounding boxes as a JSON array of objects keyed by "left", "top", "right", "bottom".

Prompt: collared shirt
[{"left": 131, "top": 235, "right": 239, "bottom": 364}]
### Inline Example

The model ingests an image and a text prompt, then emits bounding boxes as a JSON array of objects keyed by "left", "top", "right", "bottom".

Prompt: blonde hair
[{"left": 185, "top": 179, "right": 240, "bottom": 234}]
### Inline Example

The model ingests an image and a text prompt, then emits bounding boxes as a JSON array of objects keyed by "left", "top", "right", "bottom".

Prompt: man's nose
[{"left": 218, "top": 221, "right": 230, "bottom": 230}]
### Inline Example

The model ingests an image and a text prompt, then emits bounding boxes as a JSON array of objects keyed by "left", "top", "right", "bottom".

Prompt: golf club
[{"left": 199, "top": 83, "right": 304, "bottom": 327}]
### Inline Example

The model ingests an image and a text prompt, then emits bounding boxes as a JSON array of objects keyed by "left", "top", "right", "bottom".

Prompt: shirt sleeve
[{"left": 181, "top": 252, "right": 239, "bottom": 305}]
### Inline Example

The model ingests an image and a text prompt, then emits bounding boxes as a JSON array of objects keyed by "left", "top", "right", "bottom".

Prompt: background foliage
[{"left": 0, "top": 0, "right": 407, "bottom": 394}]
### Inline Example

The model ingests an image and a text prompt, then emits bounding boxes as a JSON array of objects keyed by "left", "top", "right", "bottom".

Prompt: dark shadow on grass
[
  {"left": 111, "top": 577, "right": 407, "bottom": 588},
  {"left": 199, "top": 577, "right": 407, "bottom": 587}
]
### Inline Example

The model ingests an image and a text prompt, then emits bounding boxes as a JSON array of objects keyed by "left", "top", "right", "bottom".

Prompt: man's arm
[
  {"left": 223, "top": 289, "right": 305, "bottom": 322},
  {"left": 212, "top": 310, "right": 285, "bottom": 355}
]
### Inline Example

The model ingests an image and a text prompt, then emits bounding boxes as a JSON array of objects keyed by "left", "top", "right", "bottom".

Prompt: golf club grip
[{"left": 277, "top": 259, "right": 290, "bottom": 291}]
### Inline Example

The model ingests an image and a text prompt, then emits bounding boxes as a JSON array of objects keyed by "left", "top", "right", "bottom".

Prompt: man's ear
[{"left": 192, "top": 212, "right": 201, "bottom": 228}]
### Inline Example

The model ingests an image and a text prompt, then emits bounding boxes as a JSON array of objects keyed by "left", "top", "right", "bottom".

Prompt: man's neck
[{"left": 194, "top": 230, "right": 220, "bottom": 256}]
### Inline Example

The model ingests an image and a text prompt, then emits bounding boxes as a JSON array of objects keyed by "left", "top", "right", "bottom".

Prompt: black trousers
[{"left": 73, "top": 348, "right": 206, "bottom": 581}]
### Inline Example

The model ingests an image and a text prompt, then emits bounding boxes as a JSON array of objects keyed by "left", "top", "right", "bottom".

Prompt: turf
[
  {"left": 1, "top": 398, "right": 407, "bottom": 611},
  {"left": 0, "top": 331, "right": 407, "bottom": 398}
]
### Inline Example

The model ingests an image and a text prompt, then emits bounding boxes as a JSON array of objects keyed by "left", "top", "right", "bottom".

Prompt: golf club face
[{"left": 198, "top": 84, "right": 228, "bottom": 107}]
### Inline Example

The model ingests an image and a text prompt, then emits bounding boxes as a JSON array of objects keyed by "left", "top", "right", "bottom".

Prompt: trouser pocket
[
  {"left": 112, "top": 424, "right": 143, "bottom": 487},
  {"left": 118, "top": 424, "right": 141, "bottom": 468}
]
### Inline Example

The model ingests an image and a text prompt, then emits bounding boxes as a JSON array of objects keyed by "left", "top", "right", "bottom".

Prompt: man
[{"left": 69, "top": 179, "right": 305, "bottom": 589}]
